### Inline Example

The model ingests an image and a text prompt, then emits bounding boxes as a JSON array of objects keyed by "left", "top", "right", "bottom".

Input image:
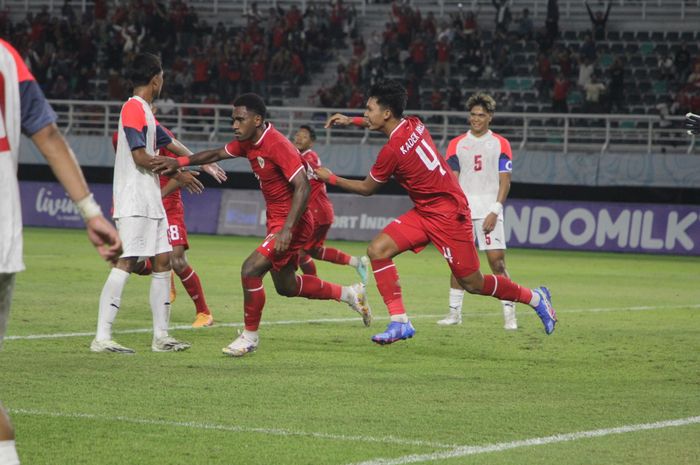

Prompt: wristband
[
  {"left": 177, "top": 156, "right": 191, "bottom": 167},
  {"left": 76, "top": 193, "right": 103, "bottom": 222},
  {"left": 328, "top": 174, "right": 338, "bottom": 186},
  {"left": 351, "top": 116, "right": 364, "bottom": 127},
  {"left": 489, "top": 202, "right": 503, "bottom": 216}
]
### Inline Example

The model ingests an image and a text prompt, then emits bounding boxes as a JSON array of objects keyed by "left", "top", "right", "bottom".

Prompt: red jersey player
[
  {"left": 293, "top": 125, "right": 370, "bottom": 284},
  {"left": 151, "top": 93, "right": 371, "bottom": 357},
  {"left": 317, "top": 80, "right": 557, "bottom": 344},
  {"left": 110, "top": 122, "right": 226, "bottom": 328}
]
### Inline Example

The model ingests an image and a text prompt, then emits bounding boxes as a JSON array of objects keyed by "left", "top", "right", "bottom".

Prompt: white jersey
[
  {"left": 0, "top": 40, "right": 57, "bottom": 273},
  {"left": 112, "top": 96, "right": 165, "bottom": 219},
  {"left": 0, "top": 44, "right": 24, "bottom": 273},
  {"left": 445, "top": 129, "right": 513, "bottom": 220}
]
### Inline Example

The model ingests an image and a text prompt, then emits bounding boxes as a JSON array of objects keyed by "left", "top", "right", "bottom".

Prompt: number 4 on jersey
[{"left": 415, "top": 140, "right": 446, "bottom": 176}]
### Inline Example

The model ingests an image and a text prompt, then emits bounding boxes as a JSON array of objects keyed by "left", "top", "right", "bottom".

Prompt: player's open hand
[
  {"left": 686, "top": 112, "right": 700, "bottom": 135},
  {"left": 151, "top": 156, "right": 179, "bottom": 176},
  {"left": 325, "top": 113, "right": 352, "bottom": 128},
  {"left": 174, "top": 171, "right": 204, "bottom": 194},
  {"left": 202, "top": 163, "right": 227, "bottom": 183},
  {"left": 86, "top": 215, "right": 122, "bottom": 263},
  {"left": 314, "top": 166, "right": 333, "bottom": 182},
  {"left": 274, "top": 227, "right": 292, "bottom": 253}
]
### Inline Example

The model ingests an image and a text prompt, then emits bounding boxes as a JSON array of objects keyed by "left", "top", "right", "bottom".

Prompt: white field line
[
  {"left": 346, "top": 416, "right": 700, "bottom": 465},
  {"left": 6, "top": 303, "right": 699, "bottom": 342},
  {"left": 7, "top": 408, "right": 457, "bottom": 449}
]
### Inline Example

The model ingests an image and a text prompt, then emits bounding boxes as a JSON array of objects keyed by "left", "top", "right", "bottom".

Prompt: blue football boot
[
  {"left": 371, "top": 321, "right": 416, "bottom": 345},
  {"left": 532, "top": 287, "right": 557, "bottom": 335},
  {"left": 355, "top": 256, "right": 370, "bottom": 286}
]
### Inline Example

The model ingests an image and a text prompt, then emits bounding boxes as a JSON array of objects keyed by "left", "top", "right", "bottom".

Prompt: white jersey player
[
  {"left": 438, "top": 93, "right": 517, "bottom": 330},
  {"left": 92, "top": 52, "right": 201, "bottom": 354},
  {"left": 0, "top": 38, "right": 122, "bottom": 465}
]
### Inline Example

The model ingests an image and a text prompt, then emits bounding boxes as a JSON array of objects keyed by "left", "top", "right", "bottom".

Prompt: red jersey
[
  {"left": 300, "top": 149, "right": 334, "bottom": 226},
  {"left": 225, "top": 123, "right": 307, "bottom": 223},
  {"left": 369, "top": 116, "right": 469, "bottom": 218}
]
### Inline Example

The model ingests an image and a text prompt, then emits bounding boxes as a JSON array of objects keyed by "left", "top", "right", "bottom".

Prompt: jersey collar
[
  {"left": 389, "top": 118, "right": 407, "bottom": 139},
  {"left": 467, "top": 129, "right": 492, "bottom": 140},
  {"left": 253, "top": 122, "right": 273, "bottom": 147}
]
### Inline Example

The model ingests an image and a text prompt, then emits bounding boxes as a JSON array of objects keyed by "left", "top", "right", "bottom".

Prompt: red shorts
[
  {"left": 166, "top": 210, "right": 189, "bottom": 249},
  {"left": 304, "top": 223, "right": 331, "bottom": 251},
  {"left": 256, "top": 213, "right": 314, "bottom": 271},
  {"left": 382, "top": 208, "right": 480, "bottom": 279}
]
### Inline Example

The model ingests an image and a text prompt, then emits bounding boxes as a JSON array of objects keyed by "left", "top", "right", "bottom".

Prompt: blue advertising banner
[{"left": 20, "top": 181, "right": 220, "bottom": 234}]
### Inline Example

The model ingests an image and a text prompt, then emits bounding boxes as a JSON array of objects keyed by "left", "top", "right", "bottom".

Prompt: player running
[
  {"left": 151, "top": 93, "right": 371, "bottom": 358},
  {"left": 293, "top": 125, "right": 370, "bottom": 285},
  {"left": 317, "top": 80, "right": 558, "bottom": 344}
]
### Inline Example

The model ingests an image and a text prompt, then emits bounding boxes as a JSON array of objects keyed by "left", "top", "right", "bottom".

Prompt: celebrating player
[
  {"left": 92, "top": 52, "right": 199, "bottom": 354},
  {"left": 151, "top": 93, "right": 371, "bottom": 358},
  {"left": 1, "top": 38, "right": 121, "bottom": 465},
  {"left": 293, "top": 125, "right": 370, "bottom": 285},
  {"left": 318, "top": 80, "right": 558, "bottom": 345},
  {"left": 438, "top": 93, "right": 518, "bottom": 330}
]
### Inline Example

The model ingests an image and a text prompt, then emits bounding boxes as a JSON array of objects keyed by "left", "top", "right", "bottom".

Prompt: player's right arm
[
  {"left": 314, "top": 167, "right": 383, "bottom": 196},
  {"left": 325, "top": 113, "right": 368, "bottom": 128},
  {"left": 151, "top": 147, "right": 229, "bottom": 176}
]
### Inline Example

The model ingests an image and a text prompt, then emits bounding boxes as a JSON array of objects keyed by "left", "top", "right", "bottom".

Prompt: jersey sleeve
[
  {"left": 445, "top": 134, "right": 464, "bottom": 173},
  {"left": 19, "top": 80, "right": 57, "bottom": 136},
  {"left": 224, "top": 139, "right": 245, "bottom": 158},
  {"left": 121, "top": 99, "right": 147, "bottom": 151},
  {"left": 368, "top": 144, "right": 398, "bottom": 183},
  {"left": 155, "top": 124, "right": 173, "bottom": 148},
  {"left": 494, "top": 133, "right": 513, "bottom": 173},
  {"left": 272, "top": 141, "right": 305, "bottom": 181}
]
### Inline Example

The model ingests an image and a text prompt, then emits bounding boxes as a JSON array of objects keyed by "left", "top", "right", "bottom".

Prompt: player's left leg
[
  {"left": 270, "top": 259, "right": 372, "bottom": 327},
  {"left": 170, "top": 245, "right": 213, "bottom": 328},
  {"left": 150, "top": 219, "right": 190, "bottom": 352},
  {"left": 307, "top": 224, "right": 369, "bottom": 285},
  {"left": 0, "top": 406, "right": 19, "bottom": 465},
  {"left": 0, "top": 276, "right": 20, "bottom": 464}
]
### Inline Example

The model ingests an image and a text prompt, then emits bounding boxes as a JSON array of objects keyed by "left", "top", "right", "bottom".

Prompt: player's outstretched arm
[
  {"left": 166, "top": 136, "right": 227, "bottom": 183},
  {"left": 30, "top": 123, "right": 122, "bottom": 262},
  {"left": 314, "top": 167, "right": 382, "bottom": 196},
  {"left": 151, "top": 147, "right": 228, "bottom": 176},
  {"left": 325, "top": 113, "right": 352, "bottom": 128},
  {"left": 686, "top": 112, "right": 700, "bottom": 135}
]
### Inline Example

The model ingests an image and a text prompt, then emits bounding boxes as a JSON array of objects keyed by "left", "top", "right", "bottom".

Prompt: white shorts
[
  {"left": 116, "top": 216, "right": 172, "bottom": 258},
  {"left": 0, "top": 273, "right": 16, "bottom": 351},
  {"left": 472, "top": 217, "right": 507, "bottom": 251}
]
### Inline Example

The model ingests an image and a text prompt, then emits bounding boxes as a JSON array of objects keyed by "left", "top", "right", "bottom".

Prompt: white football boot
[
  {"left": 90, "top": 339, "right": 136, "bottom": 354},
  {"left": 347, "top": 283, "right": 372, "bottom": 327},
  {"left": 152, "top": 335, "right": 191, "bottom": 352},
  {"left": 437, "top": 308, "right": 462, "bottom": 325},
  {"left": 222, "top": 331, "right": 258, "bottom": 357}
]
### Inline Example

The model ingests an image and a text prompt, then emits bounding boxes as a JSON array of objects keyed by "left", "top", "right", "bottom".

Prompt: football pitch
[{"left": 2, "top": 227, "right": 699, "bottom": 465}]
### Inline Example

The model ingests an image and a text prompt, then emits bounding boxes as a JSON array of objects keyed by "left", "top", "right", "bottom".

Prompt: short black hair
[
  {"left": 233, "top": 93, "right": 267, "bottom": 118},
  {"left": 128, "top": 53, "right": 162, "bottom": 88},
  {"left": 299, "top": 124, "right": 316, "bottom": 141},
  {"left": 368, "top": 80, "right": 407, "bottom": 118}
]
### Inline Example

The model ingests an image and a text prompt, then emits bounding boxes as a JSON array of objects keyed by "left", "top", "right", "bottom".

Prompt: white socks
[
  {"left": 449, "top": 288, "right": 465, "bottom": 313},
  {"left": 390, "top": 313, "right": 409, "bottom": 323},
  {"left": 242, "top": 330, "right": 259, "bottom": 341},
  {"left": 348, "top": 256, "right": 359, "bottom": 268},
  {"left": 529, "top": 290, "right": 541, "bottom": 307},
  {"left": 0, "top": 440, "right": 20, "bottom": 465},
  {"left": 150, "top": 272, "right": 171, "bottom": 340},
  {"left": 96, "top": 268, "right": 129, "bottom": 341}
]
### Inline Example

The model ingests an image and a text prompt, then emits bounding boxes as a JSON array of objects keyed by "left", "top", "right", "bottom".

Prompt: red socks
[
  {"left": 294, "top": 275, "right": 342, "bottom": 300},
  {"left": 176, "top": 266, "right": 210, "bottom": 315},
  {"left": 242, "top": 276, "right": 265, "bottom": 331},
  {"left": 299, "top": 255, "right": 317, "bottom": 276},
  {"left": 481, "top": 275, "right": 533, "bottom": 304},
  {"left": 371, "top": 258, "right": 406, "bottom": 315},
  {"left": 313, "top": 247, "right": 352, "bottom": 265}
]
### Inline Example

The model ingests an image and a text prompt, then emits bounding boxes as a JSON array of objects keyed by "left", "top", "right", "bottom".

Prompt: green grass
[{"left": 2, "top": 227, "right": 699, "bottom": 465}]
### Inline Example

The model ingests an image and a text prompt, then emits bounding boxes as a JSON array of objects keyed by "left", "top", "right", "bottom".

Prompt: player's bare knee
[
  {"left": 170, "top": 256, "right": 188, "bottom": 274},
  {"left": 457, "top": 275, "right": 483, "bottom": 295},
  {"left": 366, "top": 242, "right": 389, "bottom": 260},
  {"left": 490, "top": 261, "right": 507, "bottom": 275},
  {"left": 274, "top": 282, "right": 297, "bottom": 297}
]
